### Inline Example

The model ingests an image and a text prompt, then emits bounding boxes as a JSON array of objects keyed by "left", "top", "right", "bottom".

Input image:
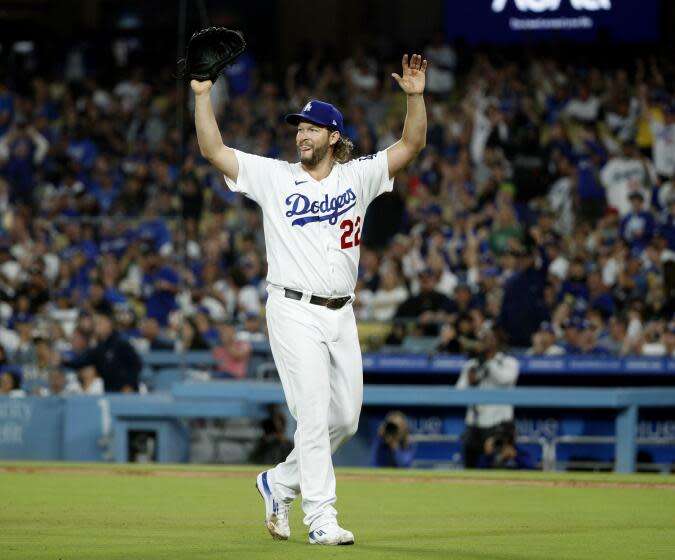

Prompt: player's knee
[{"left": 334, "top": 411, "right": 360, "bottom": 438}]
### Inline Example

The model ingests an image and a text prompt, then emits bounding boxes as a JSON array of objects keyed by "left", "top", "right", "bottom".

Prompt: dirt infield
[{"left": 2, "top": 463, "right": 674, "bottom": 490}]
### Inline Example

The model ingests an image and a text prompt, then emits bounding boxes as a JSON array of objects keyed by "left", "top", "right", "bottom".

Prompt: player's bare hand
[
  {"left": 392, "top": 54, "right": 427, "bottom": 96},
  {"left": 191, "top": 79, "right": 213, "bottom": 95}
]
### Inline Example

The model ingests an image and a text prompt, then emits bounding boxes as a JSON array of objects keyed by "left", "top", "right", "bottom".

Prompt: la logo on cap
[{"left": 303, "top": 102, "right": 312, "bottom": 112}]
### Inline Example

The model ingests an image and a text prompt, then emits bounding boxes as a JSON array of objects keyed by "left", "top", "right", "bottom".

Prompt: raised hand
[
  {"left": 191, "top": 79, "right": 213, "bottom": 95},
  {"left": 391, "top": 54, "right": 427, "bottom": 95}
]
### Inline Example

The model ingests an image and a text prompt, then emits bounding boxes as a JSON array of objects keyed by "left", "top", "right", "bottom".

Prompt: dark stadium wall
[{"left": 275, "top": 0, "right": 444, "bottom": 63}]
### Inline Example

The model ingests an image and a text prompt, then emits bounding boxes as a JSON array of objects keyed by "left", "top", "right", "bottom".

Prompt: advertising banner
[{"left": 444, "top": 0, "right": 659, "bottom": 43}]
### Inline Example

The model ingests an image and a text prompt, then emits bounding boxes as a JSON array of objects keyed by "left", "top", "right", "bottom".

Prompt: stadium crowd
[{"left": 0, "top": 37, "right": 674, "bottom": 395}]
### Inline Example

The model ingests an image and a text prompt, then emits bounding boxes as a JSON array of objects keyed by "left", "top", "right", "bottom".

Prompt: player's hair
[{"left": 333, "top": 136, "right": 354, "bottom": 164}]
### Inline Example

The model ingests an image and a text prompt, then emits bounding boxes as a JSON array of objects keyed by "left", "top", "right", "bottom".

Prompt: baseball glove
[{"left": 178, "top": 27, "right": 246, "bottom": 83}]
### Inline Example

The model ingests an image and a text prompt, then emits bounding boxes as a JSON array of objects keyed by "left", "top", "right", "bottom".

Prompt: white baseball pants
[{"left": 264, "top": 286, "right": 363, "bottom": 530}]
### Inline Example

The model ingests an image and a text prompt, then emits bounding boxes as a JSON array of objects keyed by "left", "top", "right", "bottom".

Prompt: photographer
[
  {"left": 478, "top": 421, "right": 534, "bottom": 470},
  {"left": 370, "top": 411, "right": 416, "bottom": 468},
  {"left": 455, "top": 323, "right": 519, "bottom": 468}
]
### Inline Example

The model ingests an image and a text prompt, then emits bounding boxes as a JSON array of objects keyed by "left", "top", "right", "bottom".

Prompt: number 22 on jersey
[{"left": 340, "top": 217, "right": 361, "bottom": 249}]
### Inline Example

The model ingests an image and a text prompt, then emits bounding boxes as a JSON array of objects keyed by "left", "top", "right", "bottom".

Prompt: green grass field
[{"left": 1, "top": 462, "right": 674, "bottom": 560}]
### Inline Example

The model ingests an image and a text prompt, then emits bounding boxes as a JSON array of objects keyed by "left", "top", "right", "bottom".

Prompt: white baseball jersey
[
  {"left": 224, "top": 150, "right": 393, "bottom": 296},
  {"left": 224, "top": 148, "right": 393, "bottom": 530},
  {"left": 649, "top": 118, "right": 675, "bottom": 178}
]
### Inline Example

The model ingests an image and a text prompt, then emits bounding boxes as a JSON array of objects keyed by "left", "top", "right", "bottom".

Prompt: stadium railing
[{"left": 139, "top": 351, "right": 675, "bottom": 387}]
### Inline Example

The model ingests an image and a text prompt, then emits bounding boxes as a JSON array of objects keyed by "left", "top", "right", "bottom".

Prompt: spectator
[
  {"left": 78, "top": 365, "right": 104, "bottom": 395},
  {"left": 237, "top": 312, "right": 266, "bottom": 343},
  {"left": 470, "top": 97, "right": 508, "bottom": 166},
  {"left": 640, "top": 91, "right": 675, "bottom": 181},
  {"left": 547, "top": 155, "right": 576, "bottom": 237},
  {"left": 22, "top": 337, "right": 57, "bottom": 393},
  {"left": 527, "top": 321, "right": 564, "bottom": 356},
  {"left": 192, "top": 307, "right": 221, "bottom": 347},
  {"left": 576, "top": 319, "right": 609, "bottom": 355},
  {"left": 45, "top": 368, "right": 81, "bottom": 396},
  {"left": 8, "top": 312, "right": 37, "bottom": 368},
  {"left": 62, "top": 303, "right": 142, "bottom": 392},
  {"left": 560, "top": 317, "right": 583, "bottom": 353},
  {"left": 0, "top": 367, "right": 24, "bottom": 397},
  {"left": 575, "top": 140, "right": 608, "bottom": 224},
  {"left": 620, "top": 191, "right": 655, "bottom": 250},
  {"left": 455, "top": 324, "right": 519, "bottom": 468},
  {"left": 665, "top": 322, "right": 675, "bottom": 356},
  {"left": 395, "top": 268, "right": 454, "bottom": 335},
  {"left": 177, "top": 316, "right": 210, "bottom": 351},
  {"left": 0, "top": 122, "right": 49, "bottom": 206},
  {"left": 437, "top": 313, "right": 478, "bottom": 354},
  {"left": 452, "top": 283, "right": 477, "bottom": 315},
  {"left": 370, "top": 411, "right": 416, "bottom": 468},
  {"left": 489, "top": 205, "right": 524, "bottom": 257},
  {"left": 639, "top": 321, "right": 667, "bottom": 356},
  {"left": 558, "top": 258, "right": 589, "bottom": 304},
  {"left": 212, "top": 322, "right": 251, "bottom": 379},
  {"left": 141, "top": 248, "right": 180, "bottom": 327},
  {"left": 423, "top": 31, "right": 456, "bottom": 96},
  {"left": 499, "top": 245, "right": 549, "bottom": 348},
  {"left": 562, "top": 83, "right": 601, "bottom": 124},
  {"left": 138, "top": 317, "right": 174, "bottom": 351},
  {"left": 365, "top": 264, "right": 408, "bottom": 321},
  {"left": 614, "top": 250, "right": 648, "bottom": 305},
  {"left": 586, "top": 270, "right": 616, "bottom": 319},
  {"left": 600, "top": 139, "right": 655, "bottom": 216}
]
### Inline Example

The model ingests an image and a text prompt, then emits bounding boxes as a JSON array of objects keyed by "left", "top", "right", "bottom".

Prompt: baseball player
[{"left": 192, "top": 53, "right": 427, "bottom": 545}]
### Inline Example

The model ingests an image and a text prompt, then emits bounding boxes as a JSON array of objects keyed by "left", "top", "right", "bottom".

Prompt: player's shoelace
[{"left": 273, "top": 498, "right": 290, "bottom": 521}]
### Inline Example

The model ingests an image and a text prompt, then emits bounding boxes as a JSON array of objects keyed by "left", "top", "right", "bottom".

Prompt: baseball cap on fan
[{"left": 285, "top": 100, "right": 344, "bottom": 134}]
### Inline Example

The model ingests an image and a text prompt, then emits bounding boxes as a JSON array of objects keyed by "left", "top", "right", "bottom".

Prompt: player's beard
[{"left": 298, "top": 140, "right": 330, "bottom": 167}]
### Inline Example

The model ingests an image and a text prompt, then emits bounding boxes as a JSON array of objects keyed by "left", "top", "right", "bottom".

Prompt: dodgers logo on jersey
[{"left": 285, "top": 189, "right": 357, "bottom": 226}]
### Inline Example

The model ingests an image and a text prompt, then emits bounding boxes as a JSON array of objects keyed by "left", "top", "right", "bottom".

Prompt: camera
[
  {"left": 490, "top": 422, "right": 516, "bottom": 461},
  {"left": 383, "top": 421, "right": 400, "bottom": 438},
  {"left": 461, "top": 337, "right": 487, "bottom": 362}
]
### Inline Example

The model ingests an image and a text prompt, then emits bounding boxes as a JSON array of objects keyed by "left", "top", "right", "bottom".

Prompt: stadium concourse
[{"left": 0, "top": 37, "right": 674, "bottom": 396}]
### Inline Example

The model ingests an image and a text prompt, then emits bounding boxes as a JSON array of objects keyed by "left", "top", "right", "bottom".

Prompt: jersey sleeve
[
  {"left": 351, "top": 150, "right": 394, "bottom": 207},
  {"left": 223, "top": 149, "right": 279, "bottom": 204}
]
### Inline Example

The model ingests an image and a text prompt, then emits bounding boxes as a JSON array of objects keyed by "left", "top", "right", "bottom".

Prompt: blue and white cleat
[
  {"left": 255, "top": 471, "right": 290, "bottom": 540},
  {"left": 309, "top": 523, "right": 355, "bottom": 545}
]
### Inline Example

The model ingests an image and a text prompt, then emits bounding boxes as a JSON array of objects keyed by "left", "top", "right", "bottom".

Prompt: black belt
[{"left": 284, "top": 288, "right": 351, "bottom": 310}]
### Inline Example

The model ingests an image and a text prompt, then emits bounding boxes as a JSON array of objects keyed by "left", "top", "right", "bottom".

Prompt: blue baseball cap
[{"left": 285, "top": 100, "right": 344, "bottom": 134}]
